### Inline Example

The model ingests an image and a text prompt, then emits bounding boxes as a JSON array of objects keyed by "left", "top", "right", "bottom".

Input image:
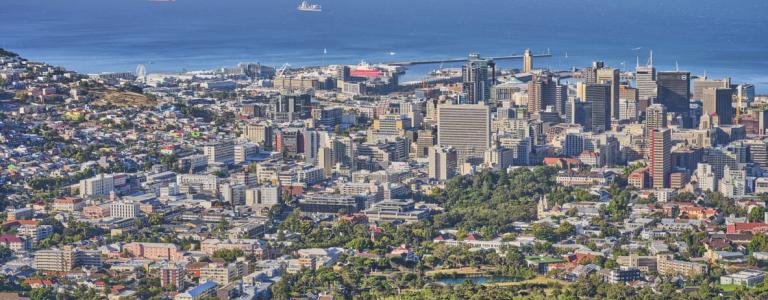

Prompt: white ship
[{"left": 297, "top": 1, "right": 322, "bottom": 12}]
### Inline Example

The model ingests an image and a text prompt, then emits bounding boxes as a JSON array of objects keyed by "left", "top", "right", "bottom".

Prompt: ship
[{"left": 297, "top": 1, "right": 322, "bottom": 12}]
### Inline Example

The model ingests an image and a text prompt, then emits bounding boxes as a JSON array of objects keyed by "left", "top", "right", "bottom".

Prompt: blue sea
[{"left": 1, "top": 0, "right": 766, "bottom": 92}]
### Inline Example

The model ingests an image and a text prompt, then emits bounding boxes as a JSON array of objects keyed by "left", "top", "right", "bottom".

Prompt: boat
[{"left": 297, "top": 1, "right": 322, "bottom": 12}]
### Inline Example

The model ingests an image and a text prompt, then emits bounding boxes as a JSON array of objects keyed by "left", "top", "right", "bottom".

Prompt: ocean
[{"left": 1, "top": 0, "right": 766, "bottom": 92}]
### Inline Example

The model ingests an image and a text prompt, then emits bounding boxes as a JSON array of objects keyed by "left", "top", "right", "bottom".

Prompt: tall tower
[
  {"left": 656, "top": 71, "right": 691, "bottom": 114},
  {"left": 650, "top": 128, "right": 672, "bottom": 188},
  {"left": 636, "top": 51, "right": 656, "bottom": 101},
  {"left": 523, "top": 49, "right": 533, "bottom": 73},
  {"left": 585, "top": 61, "right": 605, "bottom": 84},
  {"left": 646, "top": 104, "right": 668, "bottom": 130},
  {"left": 527, "top": 73, "right": 557, "bottom": 114},
  {"left": 702, "top": 87, "right": 734, "bottom": 125},
  {"left": 461, "top": 53, "right": 495, "bottom": 104},
  {"left": 437, "top": 103, "right": 491, "bottom": 164},
  {"left": 597, "top": 68, "right": 620, "bottom": 120},
  {"left": 428, "top": 145, "right": 457, "bottom": 181},
  {"left": 585, "top": 83, "right": 611, "bottom": 133}
]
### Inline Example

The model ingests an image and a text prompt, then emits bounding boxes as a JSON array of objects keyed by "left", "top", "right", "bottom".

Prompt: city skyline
[{"left": 2, "top": 0, "right": 768, "bottom": 299}]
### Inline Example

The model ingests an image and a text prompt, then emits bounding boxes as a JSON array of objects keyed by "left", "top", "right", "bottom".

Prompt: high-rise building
[
  {"left": 428, "top": 145, "right": 457, "bottom": 181},
  {"left": 303, "top": 129, "right": 321, "bottom": 163},
  {"left": 555, "top": 83, "right": 568, "bottom": 114},
  {"left": 597, "top": 68, "right": 620, "bottom": 120},
  {"left": 110, "top": 201, "right": 141, "bottom": 219},
  {"left": 585, "top": 83, "right": 611, "bottom": 133},
  {"left": 274, "top": 93, "right": 311, "bottom": 120},
  {"left": 203, "top": 140, "right": 235, "bottom": 165},
  {"left": 243, "top": 123, "right": 274, "bottom": 149},
  {"left": 220, "top": 183, "right": 246, "bottom": 205},
  {"left": 161, "top": 264, "right": 185, "bottom": 291},
  {"left": 79, "top": 173, "right": 125, "bottom": 198},
  {"left": 461, "top": 53, "right": 495, "bottom": 104},
  {"left": 437, "top": 103, "right": 491, "bottom": 164},
  {"left": 646, "top": 104, "right": 668, "bottom": 130},
  {"left": 233, "top": 143, "right": 259, "bottom": 164},
  {"left": 33, "top": 247, "right": 102, "bottom": 272},
  {"left": 245, "top": 185, "right": 281, "bottom": 212},
  {"left": 275, "top": 129, "right": 304, "bottom": 158},
  {"left": 414, "top": 129, "right": 436, "bottom": 158},
  {"left": 650, "top": 128, "right": 672, "bottom": 188},
  {"left": 619, "top": 98, "right": 638, "bottom": 121},
  {"left": 569, "top": 99, "right": 592, "bottom": 129},
  {"left": 200, "top": 262, "right": 241, "bottom": 286},
  {"left": 693, "top": 76, "right": 730, "bottom": 101},
  {"left": 702, "top": 87, "right": 734, "bottom": 125},
  {"left": 656, "top": 71, "right": 691, "bottom": 114},
  {"left": 585, "top": 61, "right": 605, "bottom": 84},
  {"left": 528, "top": 73, "right": 565, "bottom": 114},
  {"left": 523, "top": 49, "right": 533, "bottom": 73},
  {"left": 317, "top": 146, "right": 334, "bottom": 177},
  {"left": 720, "top": 165, "right": 746, "bottom": 198},
  {"left": 744, "top": 139, "right": 768, "bottom": 168},
  {"left": 695, "top": 163, "right": 717, "bottom": 192},
  {"left": 636, "top": 65, "right": 657, "bottom": 101}
]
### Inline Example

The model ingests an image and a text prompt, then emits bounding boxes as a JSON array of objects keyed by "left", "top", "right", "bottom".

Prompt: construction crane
[
  {"left": 733, "top": 93, "right": 744, "bottom": 125},
  {"left": 276, "top": 63, "right": 291, "bottom": 77}
]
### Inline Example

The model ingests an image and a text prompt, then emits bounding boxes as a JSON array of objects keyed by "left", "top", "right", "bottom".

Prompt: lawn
[{"left": 719, "top": 284, "right": 742, "bottom": 292}]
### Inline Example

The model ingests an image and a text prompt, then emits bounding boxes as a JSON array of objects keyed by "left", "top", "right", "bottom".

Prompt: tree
[
  {"left": 531, "top": 223, "right": 556, "bottom": 242},
  {"left": 212, "top": 248, "right": 244, "bottom": 263},
  {"left": 30, "top": 288, "right": 55, "bottom": 300},
  {"left": 750, "top": 206, "right": 766, "bottom": 222},
  {"left": 345, "top": 237, "right": 373, "bottom": 251},
  {"left": 148, "top": 213, "right": 163, "bottom": 226},
  {"left": 555, "top": 222, "right": 576, "bottom": 240}
]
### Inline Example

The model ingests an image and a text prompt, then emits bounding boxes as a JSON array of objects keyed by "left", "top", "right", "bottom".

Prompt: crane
[
  {"left": 276, "top": 63, "right": 291, "bottom": 77},
  {"left": 733, "top": 93, "right": 744, "bottom": 125}
]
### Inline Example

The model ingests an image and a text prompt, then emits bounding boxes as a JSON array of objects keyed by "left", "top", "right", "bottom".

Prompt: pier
[{"left": 385, "top": 52, "right": 553, "bottom": 66}]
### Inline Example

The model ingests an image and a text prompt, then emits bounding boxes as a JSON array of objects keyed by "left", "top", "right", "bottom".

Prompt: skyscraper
[
  {"left": 693, "top": 77, "right": 730, "bottom": 101},
  {"left": 656, "top": 71, "right": 691, "bottom": 114},
  {"left": 650, "top": 128, "right": 672, "bottom": 188},
  {"left": 619, "top": 85, "right": 639, "bottom": 120},
  {"left": 527, "top": 73, "right": 557, "bottom": 114},
  {"left": 555, "top": 83, "right": 568, "bottom": 114},
  {"left": 702, "top": 87, "right": 734, "bottom": 125},
  {"left": 243, "top": 122, "right": 274, "bottom": 149},
  {"left": 585, "top": 83, "right": 611, "bottom": 133},
  {"left": 646, "top": 104, "right": 668, "bottom": 130},
  {"left": 597, "top": 68, "right": 620, "bottom": 120},
  {"left": 523, "top": 49, "right": 533, "bottom": 73},
  {"left": 584, "top": 61, "right": 605, "bottom": 84},
  {"left": 428, "top": 145, "right": 457, "bottom": 181},
  {"left": 461, "top": 53, "right": 495, "bottom": 104},
  {"left": 437, "top": 103, "right": 491, "bottom": 164},
  {"left": 636, "top": 53, "right": 657, "bottom": 101},
  {"left": 569, "top": 99, "right": 592, "bottom": 129}
]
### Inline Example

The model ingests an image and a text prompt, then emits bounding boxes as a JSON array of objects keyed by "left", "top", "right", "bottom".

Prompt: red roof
[
  {"left": 727, "top": 222, "right": 768, "bottom": 234},
  {"left": 465, "top": 233, "right": 480, "bottom": 241},
  {"left": 0, "top": 235, "right": 22, "bottom": 243},
  {"left": 54, "top": 197, "right": 83, "bottom": 204},
  {"left": 350, "top": 69, "right": 383, "bottom": 77},
  {"left": 24, "top": 279, "right": 54, "bottom": 286}
]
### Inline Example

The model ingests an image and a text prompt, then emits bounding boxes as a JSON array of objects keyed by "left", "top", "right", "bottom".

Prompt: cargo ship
[{"left": 297, "top": 1, "right": 322, "bottom": 12}]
